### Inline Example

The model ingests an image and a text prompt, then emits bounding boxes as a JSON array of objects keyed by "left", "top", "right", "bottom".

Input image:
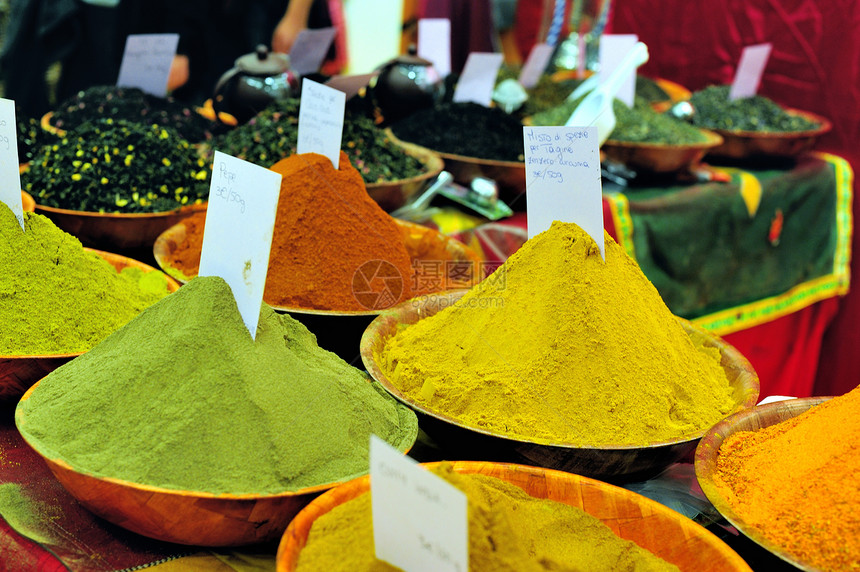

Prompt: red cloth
[
  {"left": 606, "top": 0, "right": 860, "bottom": 396},
  {"left": 418, "top": 0, "right": 496, "bottom": 74}
]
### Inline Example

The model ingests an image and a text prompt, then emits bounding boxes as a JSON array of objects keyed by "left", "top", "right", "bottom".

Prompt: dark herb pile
[
  {"left": 529, "top": 97, "right": 709, "bottom": 145},
  {"left": 17, "top": 116, "right": 58, "bottom": 164},
  {"left": 212, "top": 98, "right": 427, "bottom": 183},
  {"left": 635, "top": 76, "right": 671, "bottom": 103},
  {"left": 24, "top": 119, "right": 211, "bottom": 213},
  {"left": 49, "top": 86, "right": 229, "bottom": 143},
  {"left": 689, "top": 85, "right": 821, "bottom": 132},
  {"left": 390, "top": 102, "right": 525, "bottom": 162}
]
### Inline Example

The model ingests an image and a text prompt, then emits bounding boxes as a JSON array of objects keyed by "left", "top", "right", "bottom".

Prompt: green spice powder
[
  {"left": 16, "top": 276, "right": 418, "bottom": 495},
  {"left": 0, "top": 206, "right": 169, "bottom": 355}
]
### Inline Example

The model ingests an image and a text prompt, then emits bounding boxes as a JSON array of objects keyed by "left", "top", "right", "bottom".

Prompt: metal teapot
[
  {"left": 213, "top": 44, "right": 300, "bottom": 123},
  {"left": 371, "top": 46, "right": 443, "bottom": 125}
]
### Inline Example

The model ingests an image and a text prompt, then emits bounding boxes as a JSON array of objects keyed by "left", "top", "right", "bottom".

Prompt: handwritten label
[
  {"left": 452, "top": 52, "right": 504, "bottom": 107},
  {"left": 324, "top": 73, "right": 377, "bottom": 99},
  {"left": 524, "top": 125, "right": 604, "bottom": 258},
  {"left": 418, "top": 18, "right": 452, "bottom": 78},
  {"left": 297, "top": 79, "right": 345, "bottom": 169},
  {"left": 198, "top": 151, "right": 282, "bottom": 339},
  {"left": 371, "top": 436, "right": 467, "bottom": 572},
  {"left": 598, "top": 34, "right": 638, "bottom": 107},
  {"left": 729, "top": 43, "right": 773, "bottom": 101},
  {"left": 0, "top": 98, "right": 23, "bottom": 230},
  {"left": 289, "top": 27, "right": 337, "bottom": 75},
  {"left": 518, "top": 43, "right": 554, "bottom": 89},
  {"left": 116, "top": 34, "right": 179, "bottom": 97}
]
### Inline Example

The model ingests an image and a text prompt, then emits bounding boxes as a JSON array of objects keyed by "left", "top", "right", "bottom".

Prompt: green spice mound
[
  {"left": 297, "top": 463, "right": 678, "bottom": 571},
  {"left": 16, "top": 276, "right": 418, "bottom": 495},
  {"left": 24, "top": 118, "right": 211, "bottom": 213},
  {"left": 378, "top": 222, "right": 736, "bottom": 447},
  {"left": 690, "top": 85, "right": 821, "bottom": 132},
  {"left": 0, "top": 207, "right": 169, "bottom": 355},
  {"left": 212, "top": 98, "right": 426, "bottom": 183},
  {"left": 530, "top": 97, "right": 708, "bottom": 145}
]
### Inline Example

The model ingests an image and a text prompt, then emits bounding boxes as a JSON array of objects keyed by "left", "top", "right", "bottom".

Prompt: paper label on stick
[
  {"left": 198, "top": 151, "right": 282, "bottom": 339},
  {"left": 289, "top": 27, "right": 337, "bottom": 75},
  {"left": 0, "top": 98, "right": 23, "bottom": 230},
  {"left": 452, "top": 52, "right": 504, "bottom": 107},
  {"left": 729, "top": 43, "right": 772, "bottom": 101},
  {"left": 116, "top": 33, "right": 179, "bottom": 97},
  {"left": 370, "top": 436, "right": 468, "bottom": 572},
  {"left": 324, "top": 73, "right": 376, "bottom": 99},
  {"left": 519, "top": 43, "right": 554, "bottom": 89},
  {"left": 598, "top": 34, "right": 638, "bottom": 107},
  {"left": 297, "top": 78, "right": 345, "bottom": 169},
  {"left": 418, "top": 18, "right": 452, "bottom": 78},
  {"left": 524, "top": 125, "right": 604, "bottom": 258}
]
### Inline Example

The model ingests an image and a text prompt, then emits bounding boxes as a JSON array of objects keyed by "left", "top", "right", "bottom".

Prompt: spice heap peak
[{"left": 379, "top": 221, "right": 737, "bottom": 446}]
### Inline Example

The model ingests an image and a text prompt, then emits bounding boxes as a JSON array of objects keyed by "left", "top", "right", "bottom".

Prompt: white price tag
[
  {"left": 0, "top": 98, "right": 23, "bottom": 230},
  {"left": 452, "top": 52, "right": 504, "bottom": 107},
  {"left": 524, "top": 125, "right": 604, "bottom": 258},
  {"left": 518, "top": 43, "right": 554, "bottom": 89},
  {"left": 198, "top": 151, "right": 282, "bottom": 339},
  {"left": 370, "top": 436, "right": 468, "bottom": 572},
  {"left": 418, "top": 18, "right": 452, "bottom": 78},
  {"left": 729, "top": 43, "right": 773, "bottom": 101},
  {"left": 116, "top": 33, "right": 179, "bottom": 97},
  {"left": 297, "top": 78, "right": 346, "bottom": 169},
  {"left": 598, "top": 34, "right": 639, "bottom": 107},
  {"left": 324, "top": 73, "right": 376, "bottom": 100},
  {"left": 289, "top": 27, "right": 337, "bottom": 75}
]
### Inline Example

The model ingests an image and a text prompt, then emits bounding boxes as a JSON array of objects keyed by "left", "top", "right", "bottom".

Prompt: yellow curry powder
[
  {"left": 378, "top": 221, "right": 735, "bottom": 446},
  {"left": 296, "top": 463, "right": 678, "bottom": 572},
  {"left": 714, "top": 387, "right": 860, "bottom": 571}
]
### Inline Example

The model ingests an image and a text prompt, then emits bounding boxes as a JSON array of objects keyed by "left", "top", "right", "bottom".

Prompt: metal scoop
[{"left": 565, "top": 42, "right": 649, "bottom": 145}]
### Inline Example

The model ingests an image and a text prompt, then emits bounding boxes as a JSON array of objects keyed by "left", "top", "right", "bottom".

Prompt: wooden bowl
[
  {"left": 694, "top": 397, "right": 832, "bottom": 571},
  {"left": 436, "top": 151, "right": 525, "bottom": 201},
  {"left": 602, "top": 129, "right": 724, "bottom": 173},
  {"left": 361, "top": 290, "right": 760, "bottom": 483},
  {"left": 704, "top": 109, "right": 832, "bottom": 160},
  {"left": 368, "top": 133, "right": 445, "bottom": 212},
  {"left": 21, "top": 191, "right": 35, "bottom": 212},
  {"left": 276, "top": 460, "right": 752, "bottom": 572},
  {"left": 16, "top": 378, "right": 418, "bottom": 547},
  {"left": 0, "top": 249, "right": 179, "bottom": 400}
]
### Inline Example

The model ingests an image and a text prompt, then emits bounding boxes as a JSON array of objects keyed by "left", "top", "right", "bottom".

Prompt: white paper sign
[
  {"left": 418, "top": 18, "right": 451, "bottom": 78},
  {"left": 324, "top": 73, "right": 377, "bottom": 99},
  {"left": 116, "top": 33, "right": 179, "bottom": 97},
  {"left": 297, "top": 78, "right": 346, "bottom": 169},
  {"left": 370, "top": 436, "right": 468, "bottom": 572},
  {"left": 198, "top": 151, "right": 282, "bottom": 339},
  {"left": 289, "top": 27, "right": 337, "bottom": 75},
  {"left": 598, "top": 34, "right": 639, "bottom": 107},
  {"left": 452, "top": 52, "right": 504, "bottom": 107},
  {"left": 729, "top": 43, "right": 773, "bottom": 101},
  {"left": 0, "top": 99, "right": 23, "bottom": 230},
  {"left": 524, "top": 125, "right": 604, "bottom": 258},
  {"left": 518, "top": 43, "right": 554, "bottom": 89}
]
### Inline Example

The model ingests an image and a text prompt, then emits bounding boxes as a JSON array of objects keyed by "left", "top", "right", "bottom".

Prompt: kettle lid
[
  {"left": 235, "top": 44, "right": 291, "bottom": 75},
  {"left": 380, "top": 45, "right": 434, "bottom": 70}
]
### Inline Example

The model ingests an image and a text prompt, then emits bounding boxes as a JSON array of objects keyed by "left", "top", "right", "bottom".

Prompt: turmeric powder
[
  {"left": 378, "top": 221, "right": 736, "bottom": 446},
  {"left": 714, "top": 387, "right": 860, "bottom": 571}
]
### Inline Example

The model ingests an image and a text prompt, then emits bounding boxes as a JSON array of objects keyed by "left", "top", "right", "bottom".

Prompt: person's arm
[{"left": 271, "top": 0, "right": 315, "bottom": 53}]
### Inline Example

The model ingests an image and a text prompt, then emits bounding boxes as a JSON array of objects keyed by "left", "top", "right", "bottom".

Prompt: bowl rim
[
  {"left": 15, "top": 374, "right": 420, "bottom": 500},
  {"left": 360, "top": 289, "right": 760, "bottom": 452},
  {"left": 33, "top": 200, "right": 207, "bottom": 220},
  {"left": 368, "top": 131, "right": 445, "bottom": 189},
  {"left": 694, "top": 395, "right": 833, "bottom": 572},
  {"left": 702, "top": 108, "right": 833, "bottom": 139},
  {"left": 276, "top": 459, "right": 753, "bottom": 572},
  {"left": 603, "top": 127, "right": 724, "bottom": 150}
]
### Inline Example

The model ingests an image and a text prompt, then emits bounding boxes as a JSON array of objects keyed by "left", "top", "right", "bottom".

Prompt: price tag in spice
[
  {"left": 324, "top": 73, "right": 377, "bottom": 99},
  {"left": 0, "top": 98, "right": 23, "bottom": 230},
  {"left": 116, "top": 33, "right": 179, "bottom": 97},
  {"left": 518, "top": 43, "right": 554, "bottom": 89},
  {"left": 289, "top": 27, "right": 337, "bottom": 75},
  {"left": 524, "top": 125, "right": 604, "bottom": 258},
  {"left": 452, "top": 52, "right": 504, "bottom": 107},
  {"left": 370, "top": 436, "right": 468, "bottom": 572},
  {"left": 729, "top": 43, "right": 773, "bottom": 101},
  {"left": 297, "top": 78, "right": 345, "bottom": 169},
  {"left": 418, "top": 18, "right": 452, "bottom": 78},
  {"left": 598, "top": 34, "right": 639, "bottom": 107},
  {"left": 198, "top": 151, "right": 282, "bottom": 339}
]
